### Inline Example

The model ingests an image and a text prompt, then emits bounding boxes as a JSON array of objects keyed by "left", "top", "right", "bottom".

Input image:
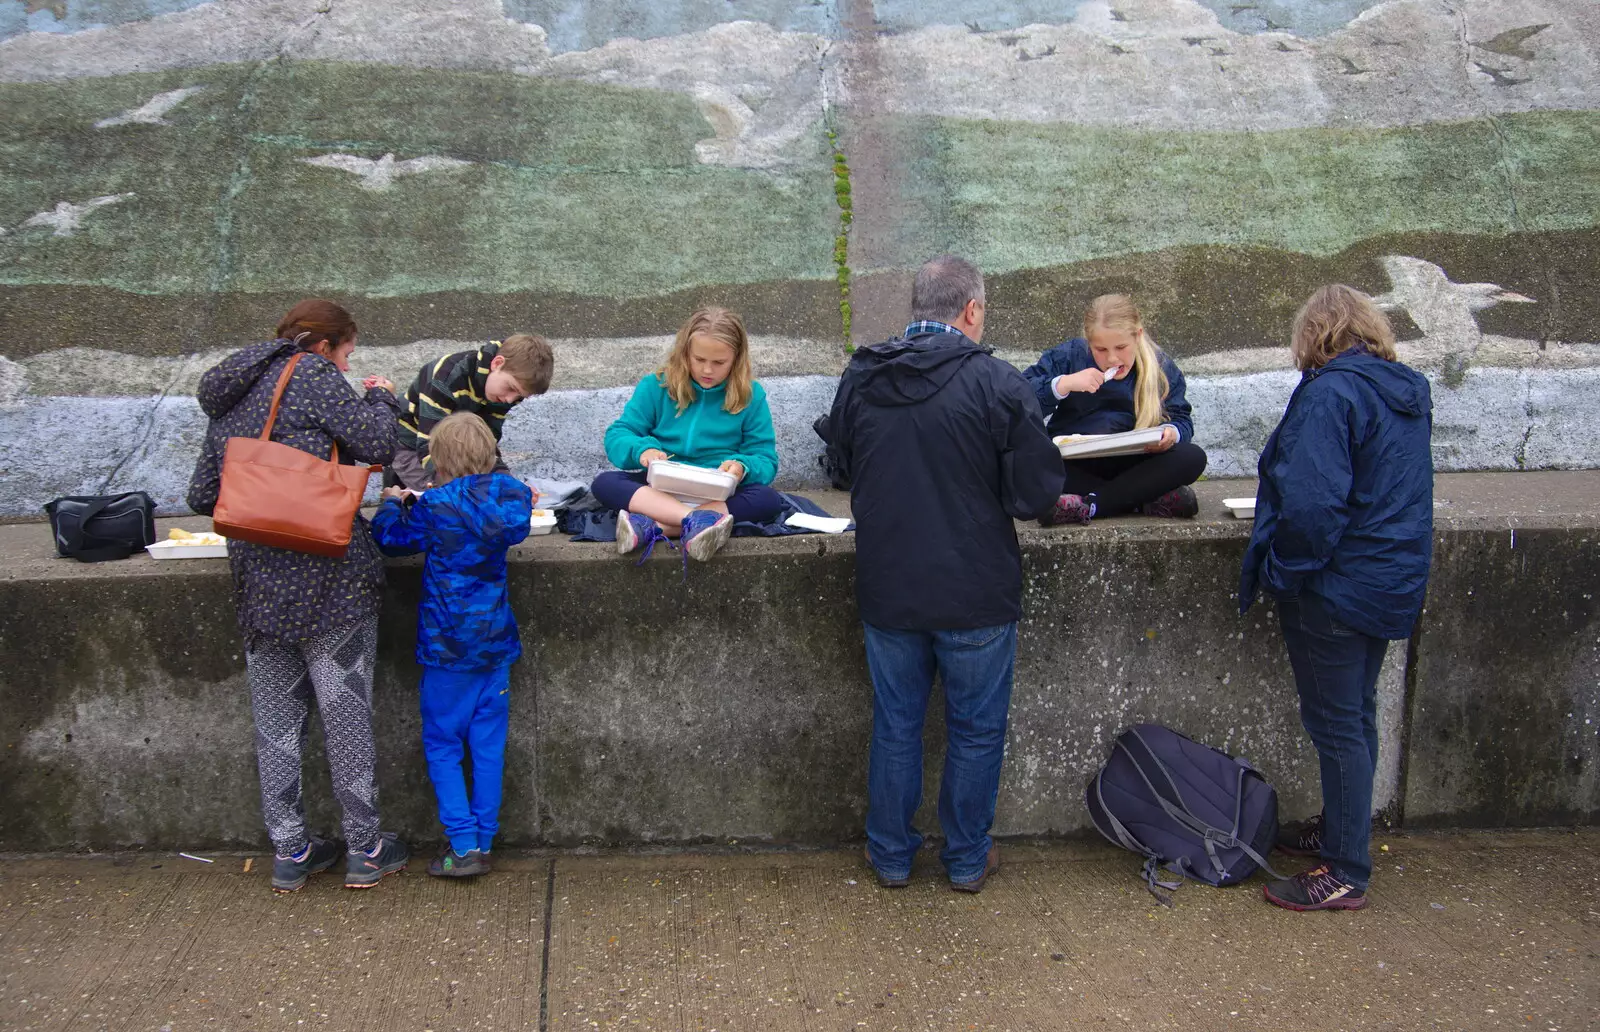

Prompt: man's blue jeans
[
  {"left": 863, "top": 621, "right": 1017, "bottom": 885},
  {"left": 1277, "top": 593, "right": 1389, "bottom": 892}
]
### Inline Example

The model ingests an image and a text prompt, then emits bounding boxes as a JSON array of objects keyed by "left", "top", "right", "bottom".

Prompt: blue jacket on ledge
[
  {"left": 1021, "top": 337, "right": 1194, "bottom": 442},
  {"left": 370, "top": 472, "right": 533, "bottom": 671},
  {"left": 1239, "top": 349, "right": 1434, "bottom": 640}
]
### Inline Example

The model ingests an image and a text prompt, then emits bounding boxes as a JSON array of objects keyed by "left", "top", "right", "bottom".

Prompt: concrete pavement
[{"left": 2, "top": 831, "right": 1595, "bottom": 1031}]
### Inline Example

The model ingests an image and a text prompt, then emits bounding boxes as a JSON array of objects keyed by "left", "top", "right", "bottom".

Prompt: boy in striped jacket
[{"left": 388, "top": 334, "right": 555, "bottom": 490}]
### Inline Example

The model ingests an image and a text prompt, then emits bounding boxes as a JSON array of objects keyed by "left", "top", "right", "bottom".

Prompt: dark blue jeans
[
  {"left": 1277, "top": 593, "right": 1389, "bottom": 891},
  {"left": 863, "top": 621, "right": 1017, "bottom": 884}
]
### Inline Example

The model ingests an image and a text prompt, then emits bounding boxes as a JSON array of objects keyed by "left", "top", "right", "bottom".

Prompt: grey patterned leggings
[{"left": 246, "top": 615, "right": 381, "bottom": 856}]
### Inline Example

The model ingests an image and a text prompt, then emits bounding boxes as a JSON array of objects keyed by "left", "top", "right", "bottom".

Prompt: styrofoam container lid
[{"left": 647, "top": 460, "right": 737, "bottom": 502}]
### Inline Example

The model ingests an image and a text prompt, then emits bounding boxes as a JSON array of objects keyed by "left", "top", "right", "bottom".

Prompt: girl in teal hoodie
[{"left": 591, "top": 307, "right": 783, "bottom": 562}]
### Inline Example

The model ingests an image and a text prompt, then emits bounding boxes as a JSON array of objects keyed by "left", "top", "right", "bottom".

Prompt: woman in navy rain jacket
[
  {"left": 1241, "top": 284, "right": 1433, "bottom": 913},
  {"left": 1023, "top": 294, "right": 1207, "bottom": 524}
]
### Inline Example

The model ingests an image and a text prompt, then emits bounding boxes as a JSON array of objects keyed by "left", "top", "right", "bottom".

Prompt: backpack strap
[{"left": 1120, "top": 729, "right": 1247, "bottom": 881}]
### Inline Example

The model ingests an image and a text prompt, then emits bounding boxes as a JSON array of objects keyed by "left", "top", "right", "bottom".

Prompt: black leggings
[{"left": 1061, "top": 441, "right": 1207, "bottom": 517}]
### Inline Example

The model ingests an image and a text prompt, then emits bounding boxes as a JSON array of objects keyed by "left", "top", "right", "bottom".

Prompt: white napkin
[{"left": 785, "top": 512, "right": 853, "bottom": 534}]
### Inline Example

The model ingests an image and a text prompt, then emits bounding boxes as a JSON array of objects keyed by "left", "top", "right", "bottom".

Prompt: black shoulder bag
[{"left": 43, "top": 492, "right": 157, "bottom": 563}]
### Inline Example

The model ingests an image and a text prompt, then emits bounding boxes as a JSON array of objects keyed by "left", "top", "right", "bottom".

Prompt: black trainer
[
  {"left": 1278, "top": 812, "right": 1324, "bottom": 857},
  {"left": 271, "top": 837, "right": 342, "bottom": 893},
  {"left": 428, "top": 847, "right": 489, "bottom": 878},
  {"left": 1263, "top": 864, "right": 1367, "bottom": 911},
  {"left": 344, "top": 833, "right": 409, "bottom": 889}
]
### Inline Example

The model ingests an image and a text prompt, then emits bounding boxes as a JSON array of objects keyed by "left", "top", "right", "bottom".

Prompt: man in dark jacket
[{"left": 827, "top": 254, "right": 1062, "bottom": 892}]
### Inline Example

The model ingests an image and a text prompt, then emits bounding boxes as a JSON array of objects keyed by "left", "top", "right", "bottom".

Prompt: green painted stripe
[
  {"left": 0, "top": 62, "right": 837, "bottom": 297},
  {"left": 886, "top": 110, "right": 1600, "bottom": 276}
]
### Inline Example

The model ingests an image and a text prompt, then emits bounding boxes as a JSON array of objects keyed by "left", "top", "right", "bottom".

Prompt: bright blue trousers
[{"left": 419, "top": 664, "right": 512, "bottom": 855}]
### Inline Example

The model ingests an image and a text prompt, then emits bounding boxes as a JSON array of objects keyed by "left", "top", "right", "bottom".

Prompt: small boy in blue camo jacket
[{"left": 371, "top": 412, "right": 533, "bottom": 877}]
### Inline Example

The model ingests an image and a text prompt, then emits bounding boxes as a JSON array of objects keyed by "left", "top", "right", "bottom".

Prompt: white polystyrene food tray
[
  {"left": 1222, "top": 497, "right": 1257, "bottom": 519},
  {"left": 528, "top": 512, "right": 558, "bottom": 536},
  {"left": 147, "top": 540, "right": 229, "bottom": 559},
  {"left": 1053, "top": 427, "right": 1165, "bottom": 459},
  {"left": 646, "top": 460, "right": 737, "bottom": 502}
]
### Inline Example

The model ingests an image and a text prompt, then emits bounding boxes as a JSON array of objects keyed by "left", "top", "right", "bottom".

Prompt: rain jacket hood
[{"left": 850, "top": 334, "right": 991, "bottom": 407}]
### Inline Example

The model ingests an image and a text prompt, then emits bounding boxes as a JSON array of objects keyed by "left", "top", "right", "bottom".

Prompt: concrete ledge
[{"left": 1, "top": 473, "right": 1596, "bottom": 850}]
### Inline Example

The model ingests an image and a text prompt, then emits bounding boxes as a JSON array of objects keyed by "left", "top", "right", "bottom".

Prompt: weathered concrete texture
[
  {"left": 6, "top": 362, "right": 1600, "bottom": 517},
  {"left": 2, "top": 833, "right": 1597, "bottom": 1032},
  {"left": 1406, "top": 528, "right": 1600, "bottom": 827},
  {"left": 1, "top": 474, "right": 1596, "bottom": 851}
]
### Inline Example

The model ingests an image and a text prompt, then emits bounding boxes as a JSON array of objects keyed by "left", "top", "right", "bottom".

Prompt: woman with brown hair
[
  {"left": 187, "top": 299, "right": 410, "bottom": 893},
  {"left": 1240, "top": 284, "right": 1434, "bottom": 912}
]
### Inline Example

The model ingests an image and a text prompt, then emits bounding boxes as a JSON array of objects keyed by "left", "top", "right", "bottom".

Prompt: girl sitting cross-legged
[
  {"left": 591, "top": 307, "right": 783, "bottom": 563},
  {"left": 1023, "top": 294, "right": 1207, "bottom": 525}
]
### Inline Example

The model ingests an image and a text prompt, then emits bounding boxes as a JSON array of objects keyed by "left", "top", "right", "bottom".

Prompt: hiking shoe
[
  {"left": 950, "top": 843, "right": 1001, "bottom": 893},
  {"left": 1263, "top": 864, "right": 1367, "bottom": 912},
  {"left": 428, "top": 847, "right": 489, "bottom": 878},
  {"left": 1278, "top": 812, "right": 1324, "bottom": 857},
  {"left": 1140, "top": 485, "right": 1199, "bottom": 519},
  {"left": 681, "top": 509, "right": 734, "bottom": 562},
  {"left": 616, "top": 510, "right": 659, "bottom": 557},
  {"left": 345, "top": 833, "right": 409, "bottom": 889},
  {"left": 1039, "top": 494, "right": 1093, "bottom": 527},
  {"left": 271, "top": 837, "right": 342, "bottom": 893},
  {"left": 864, "top": 847, "right": 909, "bottom": 889}
]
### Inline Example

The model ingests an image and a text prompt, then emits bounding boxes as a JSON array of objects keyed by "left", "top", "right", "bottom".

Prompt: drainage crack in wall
[
  {"left": 828, "top": 125, "right": 853, "bottom": 346},
  {"left": 204, "top": 0, "right": 338, "bottom": 340},
  {"left": 1451, "top": 0, "right": 1563, "bottom": 353}
]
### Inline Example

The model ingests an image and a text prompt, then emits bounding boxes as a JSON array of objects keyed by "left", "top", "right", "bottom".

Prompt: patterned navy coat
[
  {"left": 370, "top": 472, "right": 533, "bottom": 672},
  {"left": 187, "top": 340, "right": 400, "bottom": 645}
]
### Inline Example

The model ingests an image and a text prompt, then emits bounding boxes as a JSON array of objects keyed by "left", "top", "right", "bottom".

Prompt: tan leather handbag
[{"left": 212, "top": 353, "right": 381, "bottom": 558}]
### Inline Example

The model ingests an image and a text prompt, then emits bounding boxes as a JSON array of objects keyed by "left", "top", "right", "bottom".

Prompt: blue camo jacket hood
[
  {"left": 370, "top": 472, "right": 533, "bottom": 671},
  {"left": 1240, "top": 349, "right": 1434, "bottom": 640}
]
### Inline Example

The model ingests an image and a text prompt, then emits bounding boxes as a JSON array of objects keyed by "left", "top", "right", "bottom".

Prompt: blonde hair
[
  {"left": 495, "top": 333, "right": 555, "bottom": 394},
  {"left": 1290, "top": 285, "right": 1398, "bottom": 371},
  {"left": 1084, "top": 294, "right": 1169, "bottom": 430},
  {"left": 659, "top": 307, "right": 753, "bottom": 415},
  {"left": 429, "top": 412, "right": 498, "bottom": 485}
]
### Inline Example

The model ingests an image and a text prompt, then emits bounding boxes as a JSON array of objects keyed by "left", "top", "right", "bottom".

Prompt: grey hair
[{"left": 909, "top": 254, "right": 985, "bottom": 324}]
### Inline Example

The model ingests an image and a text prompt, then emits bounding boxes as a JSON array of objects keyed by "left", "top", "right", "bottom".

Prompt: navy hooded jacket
[
  {"left": 370, "top": 472, "right": 533, "bottom": 671},
  {"left": 1021, "top": 337, "right": 1194, "bottom": 441},
  {"left": 826, "top": 330, "right": 1064, "bottom": 631},
  {"left": 1239, "top": 349, "right": 1434, "bottom": 640}
]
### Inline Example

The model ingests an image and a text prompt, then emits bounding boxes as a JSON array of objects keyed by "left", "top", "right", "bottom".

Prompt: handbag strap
[
  {"left": 260, "top": 352, "right": 304, "bottom": 442},
  {"left": 260, "top": 351, "right": 352, "bottom": 469}
]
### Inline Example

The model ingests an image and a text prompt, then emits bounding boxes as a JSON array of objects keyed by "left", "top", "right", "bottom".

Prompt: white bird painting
[
  {"left": 1371, "top": 255, "right": 1535, "bottom": 340},
  {"left": 20, "top": 194, "right": 135, "bottom": 238},
  {"left": 94, "top": 86, "right": 207, "bottom": 128},
  {"left": 298, "top": 152, "right": 474, "bottom": 192}
]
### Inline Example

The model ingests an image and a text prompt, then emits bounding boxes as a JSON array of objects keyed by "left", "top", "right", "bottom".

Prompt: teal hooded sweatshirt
[{"left": 603, "top": 374, "right": 779, "bottom": 486}]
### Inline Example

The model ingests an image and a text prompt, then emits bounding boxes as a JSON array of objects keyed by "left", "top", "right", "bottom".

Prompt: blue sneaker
[
  {"left": 681, "top": 509, "right": 734, "bottom": 562},
  {"left": 271, "top": 836, "right": 342, "bottom": 893},
  {"left": 616, "top": 510, "right": 674, "bottom": 564}
]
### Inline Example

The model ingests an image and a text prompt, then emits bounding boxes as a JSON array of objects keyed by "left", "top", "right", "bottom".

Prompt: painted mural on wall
[{"left": 1, "top": 0, "right": 1597, "bottom": 514}]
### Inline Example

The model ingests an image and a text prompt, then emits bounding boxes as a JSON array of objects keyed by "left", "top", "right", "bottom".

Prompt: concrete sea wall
[
  {"left": 2, "top": 474, "right": 1595, "bottom": 852},
  {"left": 3, "top": 0, "right": 1600, "bottom": 515}
]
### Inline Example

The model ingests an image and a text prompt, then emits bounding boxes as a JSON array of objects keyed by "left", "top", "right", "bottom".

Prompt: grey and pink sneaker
[
  {"left": 1040, "top": 494, "right": 1094, "bottom": 527},
  {"left": 1139, "top": 486, "right": 1199, "bottom": 519},
  {"left": 1263, "top": 864, "right": 1367, "bottom": 911}
]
